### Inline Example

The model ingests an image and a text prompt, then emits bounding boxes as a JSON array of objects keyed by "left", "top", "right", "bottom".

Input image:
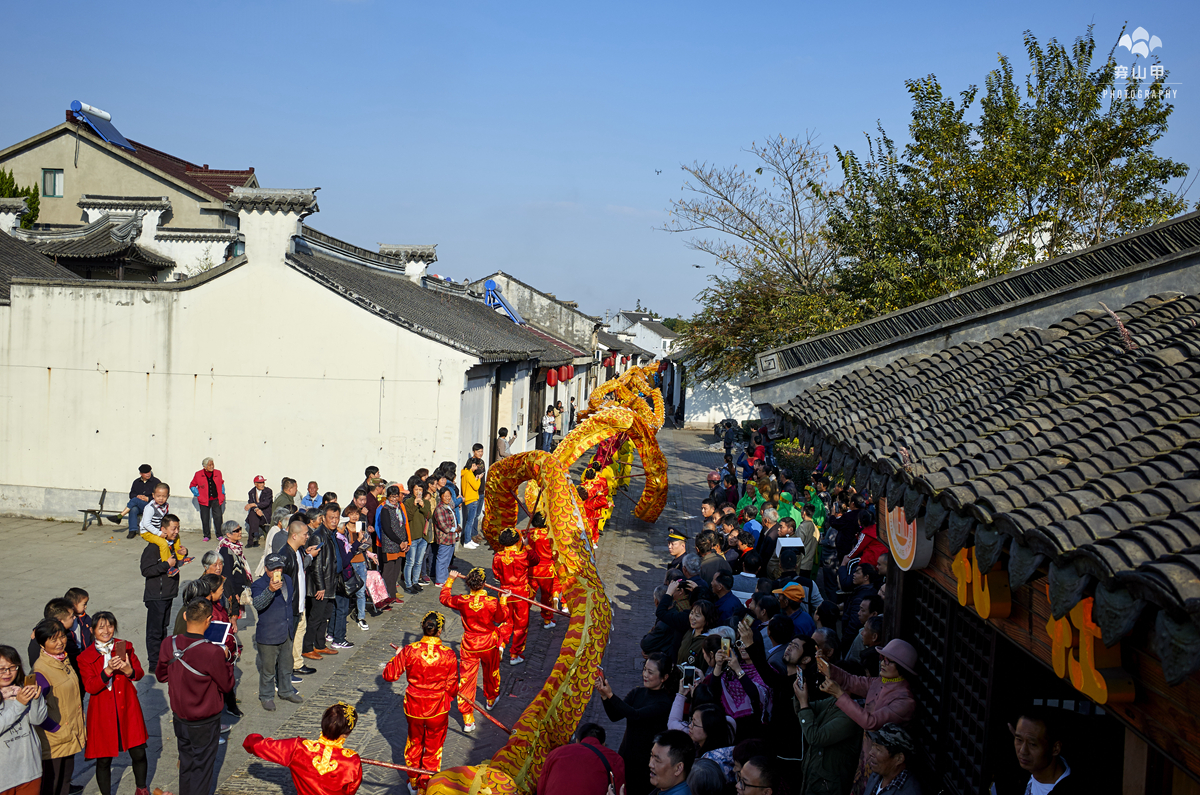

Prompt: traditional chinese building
[{"left": 779, "top": 290, "right": 1200, "bottom": 792}]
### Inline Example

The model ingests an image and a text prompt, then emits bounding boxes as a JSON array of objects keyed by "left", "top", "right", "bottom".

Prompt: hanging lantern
[
  {"left": 621, "top": 356, "right": 629, "bottom": 365},
  {"left": 567, "top": 365, "right": 575, "bottom": 379},
  {"left": 559, "top": 365, "right": 569, "bottom": 381},
  {"left": 602, "top": 356, "right": 613, "bottom": 367},
  {"left": 546, "top": 368, "right": 558, "bottom": 387}
]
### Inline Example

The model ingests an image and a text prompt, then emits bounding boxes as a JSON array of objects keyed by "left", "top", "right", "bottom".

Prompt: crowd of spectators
[
  {"left": 585, "top": 435, "right": 1080, "bottom": 795},
  {"left": 0, "top": 447, "right": 494, "bottom": 795}
]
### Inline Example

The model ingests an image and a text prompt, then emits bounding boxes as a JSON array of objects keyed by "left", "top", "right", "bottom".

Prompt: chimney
[
  {"left": 225, "top": 187, "right": 319, "bottom": 264},
  {"left": 0, "top": 197, "right": 29, "bottom": 235}
]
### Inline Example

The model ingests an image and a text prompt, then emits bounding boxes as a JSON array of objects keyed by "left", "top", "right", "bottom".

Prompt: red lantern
[
  {"left": 621, "top": 356, "right": 629, "bottom": 365},
  {"left": 546, "top": 368, "right": 558, "bottom": 387},
  {"left": 568, "top": 365, "right": 575, "bottom": 379},
  {"left": 602, "top": 357, "right": 613, "bottom": 367},
  {"left": 559, "top": 365, "right": 569, "bottom": 381}
]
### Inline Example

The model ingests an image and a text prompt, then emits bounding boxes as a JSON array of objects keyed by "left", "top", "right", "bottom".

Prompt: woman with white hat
[{"left": 815, "top": 638, "right": 917, "bottom": 795}]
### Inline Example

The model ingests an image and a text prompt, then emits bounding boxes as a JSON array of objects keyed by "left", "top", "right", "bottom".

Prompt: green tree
[
  {"left": 829, "top": 26, "right": 1190, "bottom": 319},
  {"left": 0, "top": 168, "right": 40, "bottom": 229}
]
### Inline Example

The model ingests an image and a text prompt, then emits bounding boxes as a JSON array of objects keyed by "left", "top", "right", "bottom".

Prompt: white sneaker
[
  {"left": 509, "top": 655, "right": 524, "bottom": 666},
  {"left": 485, "top": 698, "right": 496, "bottom": 711},
  {"left": 463, "top": 541, "right": 479, "bottom": 550},
  {"left": 464, "top": 720, "right": 477, "bottom": 732},
  {"left": 357, "top": 619, "right": 369, "bottom": 631},
  {"left": 543, "top": 621, "right": 556, "bottom": 629}
]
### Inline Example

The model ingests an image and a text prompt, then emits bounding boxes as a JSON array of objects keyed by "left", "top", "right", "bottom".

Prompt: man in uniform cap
[{"left": 664, "top": 528, "right": 688, "bottom": 583}]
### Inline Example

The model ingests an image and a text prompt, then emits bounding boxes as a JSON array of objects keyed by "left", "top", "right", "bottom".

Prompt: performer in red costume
[
  {"left": 527, "top": 512, "right": 560, "bottom": 629},
  {"left": 382, "top": 611, "right": 459, "bottom": 794},
  {"left": 439, "top": 568, "right": 509, "bottom": 732},
  {"left": 492, "top": 527, "right": 539, "bottom": 665},
  {"left": 582, "top": 468, "right": 610, "bottom": 545},
  {"left": 243, "top": 702, "right": 363, "bottom": 795}
]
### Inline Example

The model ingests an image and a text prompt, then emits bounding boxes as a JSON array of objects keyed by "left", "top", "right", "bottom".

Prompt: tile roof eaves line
[
  {"left": 747, "top": 240, "right": 1200, "bottom": 388},
  {"left": 11, "top": 255, "right": 246, "bottom": 291},
  {"left": 285, "top": 255, "right": 491, "bottom": 359},
  {"left": 753, "top": 212, "right": 1200, "bottom": 365}
]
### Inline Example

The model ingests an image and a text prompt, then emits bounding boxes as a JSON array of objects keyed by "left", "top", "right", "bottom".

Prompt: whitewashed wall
[
  {"left": 0, "top": 254, "right": 480, "bottom": 527},
  {"left": 684, "top": 380, "right": 756, "bottom": 429}
]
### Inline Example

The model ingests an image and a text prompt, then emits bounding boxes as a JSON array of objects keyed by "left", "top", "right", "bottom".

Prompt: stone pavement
[{"left": 0, "top": 428, "right": 721, "bottom": 795}]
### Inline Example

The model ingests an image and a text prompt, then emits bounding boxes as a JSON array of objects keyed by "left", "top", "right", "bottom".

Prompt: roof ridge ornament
[
  {"left": 226, "top": 187, "right": 320, "bottom": 216},
  {"left": 378, "top": 244, "right": 438, "bottom": 263}
]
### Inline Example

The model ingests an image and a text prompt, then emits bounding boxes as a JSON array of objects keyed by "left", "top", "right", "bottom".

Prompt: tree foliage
[
  {"left": 667, "top": 26, "right": 1191, "bottom": 383},
  {"left": 0, "top": 168, "right": 40, "bottom": 229},
  {"left": 829, "top": 26, "right": 1190, "bottom": 319},
  {"left": 662, "top": 134, "right": 840, "bottom": 381}
]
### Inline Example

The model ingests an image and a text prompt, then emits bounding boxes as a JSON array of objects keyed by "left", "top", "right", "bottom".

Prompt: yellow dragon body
[{"left": 426, "top": 369, "right": 668, "bottom": 795}]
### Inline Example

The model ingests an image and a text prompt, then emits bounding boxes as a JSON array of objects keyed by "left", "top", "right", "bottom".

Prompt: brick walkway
[{"left": 217, "top": 429, "right": 721, "bottom": 794}]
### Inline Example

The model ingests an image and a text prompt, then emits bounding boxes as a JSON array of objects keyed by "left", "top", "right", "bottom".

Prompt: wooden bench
[{"left": 79, "top": 488, "right": 108, "bottom": 531}]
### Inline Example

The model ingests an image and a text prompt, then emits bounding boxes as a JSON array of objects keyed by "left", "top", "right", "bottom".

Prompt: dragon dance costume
[
  {"left": 492, "top": 539, "right": 540, "bottom": 658},
  {"left": 439, "top": 573, "right": 509, "bottom": 728},
  {"left": 383, "top": 617, "right": 460, "bottom": 791}
]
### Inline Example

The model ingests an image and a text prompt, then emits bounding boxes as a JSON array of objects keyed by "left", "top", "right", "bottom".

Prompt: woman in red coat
[
  {"left": 383, "top": 611, "right": 459, "bottom": 793},
  {"left": 243, "top": 702, "right": 363, "bottom": 795},
  {"left": 77, "top": 611, "right": 150, "bottom": 795}
]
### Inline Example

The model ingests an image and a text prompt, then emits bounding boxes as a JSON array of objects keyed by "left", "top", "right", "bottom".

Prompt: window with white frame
[{"left": 42, "top": 169, "right": 64, "bottom": 198}]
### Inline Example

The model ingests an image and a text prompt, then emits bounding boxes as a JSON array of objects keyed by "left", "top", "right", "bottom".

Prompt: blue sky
[{"left": 5, "top": 1, "right": 1196, "bottom": 318}]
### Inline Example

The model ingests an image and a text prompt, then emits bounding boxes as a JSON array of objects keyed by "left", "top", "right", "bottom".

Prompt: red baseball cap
[{"left": 253, "top": 475, "right": 266, "bottom": 483}]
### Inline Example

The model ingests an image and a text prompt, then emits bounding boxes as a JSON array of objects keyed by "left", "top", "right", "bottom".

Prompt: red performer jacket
[
  {"left": 493, "top": 544, "right": 539, "bottom": 597},
  {"left": 243, "top": 734, "right": 362, "bottom": 795},
  {"left": 382, "top": 636, "right": 459, "bottom": 719},
  {"left": 440, "top": 583, "right": 509, "bottom": 653},
  {"left": 528, "top": 526, "right": 556, "bottom": 580},
  {"left": 584, "top": 478, "right": 609, "bottom": 517},
  {"left": 78, "top": 639, "right": 149, "bottom": 758}
]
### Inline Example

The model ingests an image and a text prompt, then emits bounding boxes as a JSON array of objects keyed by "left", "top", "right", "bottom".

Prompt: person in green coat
[{"left": 794, "top": 673, "right": 862, "bottom": 795}]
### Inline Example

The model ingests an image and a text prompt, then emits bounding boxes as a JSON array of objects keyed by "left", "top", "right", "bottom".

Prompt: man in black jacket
[
  {"left": 142, "top": 513, "right": 186, "bottom": 671},
  {"left": 301, "top": 504, "right": 342, "bottom": 660},
  {"left": 280, "top": 520, "right": 319, "bottom": 675}
]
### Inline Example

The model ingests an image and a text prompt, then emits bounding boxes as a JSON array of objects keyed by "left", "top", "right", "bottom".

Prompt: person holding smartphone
[
  {"left": 0, "top": 644, "right": 47, "bottom": 795},
  {"left": 596, "top": 652, "right": 677, "bottom": 795},
  {"left": 78, "top": 612, "right": 151, "bottom": 795}
]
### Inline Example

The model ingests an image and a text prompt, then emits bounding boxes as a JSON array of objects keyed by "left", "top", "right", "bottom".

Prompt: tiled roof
[
  {"left": 780, "top": 291, "right": 1200, "bottom": 684},
  {"left": 287, "top": 243, "right": 548, "bottom": 362},
  {"left": 597, "top": 330, "right": 637, "bottom": 354},
  {"left": 13, "top": 214, "right": 174, "bottom": 268},
  {"left": 0, "top": 231, "right": 78, "bottom": 302},
  {"left": 124, "top": 140, "right": 254, "bottom": 200},
  {"left": 639, "top": 319, "right": 678, "bottom": 339},
  {"left": 60, "top": 114, "right": 255, "bottom": 201},
  {"left": 472, "top": 271, "right": 602, "bottom": 322},
  {"left": 524, "top": 325, "right": 586, "bottom": 366},
  {"left": 751, "top": 210, "right": 1200, "bottom": 386}
]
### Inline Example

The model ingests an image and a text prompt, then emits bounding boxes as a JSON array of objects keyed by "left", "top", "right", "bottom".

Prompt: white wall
[
  {"left": 630, "top": 324, "right": 672, "bottom": 357},
  {"left": 684, "top": 380, "right": 757, "bottom": 429},
  {"left": 0, "top": 255, "right": 480, "bottom": 526}
]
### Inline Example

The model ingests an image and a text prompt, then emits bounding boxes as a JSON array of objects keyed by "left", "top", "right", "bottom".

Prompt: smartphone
[
  {"left": 112, "top": 640, "right": 127, "bottom": 661},
  {"left": 24, "top": 674, "right": 36, "bottom": 688},
  {"left": 721, "top": 636, "right": 731, "bottom": 655},
  {"left": 741, "top": 615, "right": 754, "bottom": 629},
  {"left": 271, "top": 570, "right": 282, "bottom": 585}
]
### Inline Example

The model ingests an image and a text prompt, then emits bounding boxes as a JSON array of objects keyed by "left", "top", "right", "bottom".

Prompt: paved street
[{"left": 0, "top": 428, "right": 719, "bottom": 795}]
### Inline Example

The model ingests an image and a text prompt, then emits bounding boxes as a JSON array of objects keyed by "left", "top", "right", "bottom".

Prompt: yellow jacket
[{"left": 462, "top": 469, "right": 481, "bottom": 504}]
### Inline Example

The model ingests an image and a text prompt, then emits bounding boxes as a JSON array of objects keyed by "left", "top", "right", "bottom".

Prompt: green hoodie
[{"left": 795, "top": 694, "right": 863, "bottom": 795}]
